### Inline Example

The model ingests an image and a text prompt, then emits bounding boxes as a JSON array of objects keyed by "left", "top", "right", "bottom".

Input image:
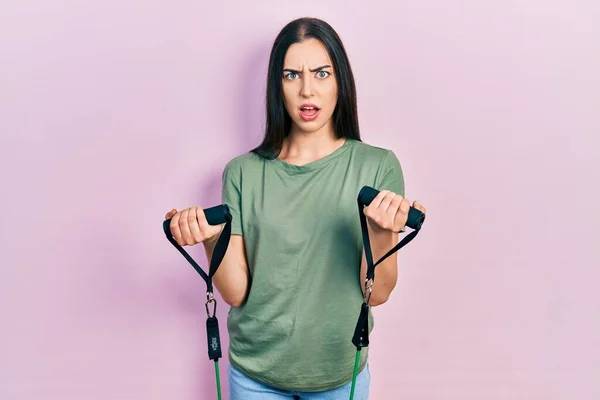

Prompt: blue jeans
[{"left": 228, "top": 363, "right": 370, "bottom": 400}]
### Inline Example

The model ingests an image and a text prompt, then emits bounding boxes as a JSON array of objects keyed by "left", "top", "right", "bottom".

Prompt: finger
[
  {"left": 379, "top": 191, "right": 397, "bottom": 213},
  {"left": 368, "top": 190, "right": 390, "bottom": 210},
  {"left": 188, "top": 207, "right": 203, "bottom": 242},
  {"left": 393, "top": 198, "right": 411, "bottom": 232},
  {"left": 165, "top": 208, "right": 177, "bottom": 220},
  {"left": 400, "top": 197, "right": 411, "bottom": 215},
  {"left": 412, "top": 201, "right": 426, "bottom": 213},
  {"left": 179, "top": 208, "right": 193, "bottom": 245},
  {"left": 388, "top": 194, "right": 403, "bottom": 217},
  {"left": 170, "top": 212, "right": 182, "bottom": 243}
]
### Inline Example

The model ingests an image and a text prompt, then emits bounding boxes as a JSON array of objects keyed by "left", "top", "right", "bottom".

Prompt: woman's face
[{"left": 282, "top": 38, "right": 338, "bottom": 135}]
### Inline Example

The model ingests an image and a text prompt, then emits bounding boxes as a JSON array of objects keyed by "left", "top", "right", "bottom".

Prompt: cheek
[
  {"left": 282, "top": 86, "right": 295, "bottom": 110},
  {"left": 325, "top": 83, "right": 338, "bottom": 111}
]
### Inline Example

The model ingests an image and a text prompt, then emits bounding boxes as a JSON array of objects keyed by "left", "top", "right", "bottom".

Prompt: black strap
[
  {"left": 206, "top": 315, "right": 222, "bottom": 360},
  {"left": 351, "top": 302, "right": 371, "bottom": 348},
  {"left": 358, "top": 199, "right": 421, "bottom": 281},
  {"left": 352, "top": 193, "right": 424, "bottom": 350},
  {"left": 162, "top": 205, "right": 232, "bottom": 361},
  {"left": 162, "top": 207, "right": 232, "bottom": 294}
]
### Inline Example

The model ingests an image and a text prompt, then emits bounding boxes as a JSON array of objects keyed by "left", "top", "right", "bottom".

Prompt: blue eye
[
  {"left": 316, "top": 71, "right": 330, "bottom": 79},
  {"left": 285, "top": 72, "right": 299, "bottom": 80}
]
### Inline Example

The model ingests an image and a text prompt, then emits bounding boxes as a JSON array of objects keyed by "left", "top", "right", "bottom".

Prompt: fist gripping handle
[
  {"left": 358, "top": 186, "right": 425, "bottom": 230},
  {"left": 162, "top": 204, "right": 231, "bottom": 237}
]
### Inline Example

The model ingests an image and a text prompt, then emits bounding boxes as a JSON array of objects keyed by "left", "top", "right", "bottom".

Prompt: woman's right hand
[{"left": 164, "top": 207, "right": 224, "bottom": 246}]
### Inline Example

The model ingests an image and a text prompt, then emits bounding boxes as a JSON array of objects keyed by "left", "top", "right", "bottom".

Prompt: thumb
[{"left": 165, "top": 208, "right": 177, "bottom": 220}]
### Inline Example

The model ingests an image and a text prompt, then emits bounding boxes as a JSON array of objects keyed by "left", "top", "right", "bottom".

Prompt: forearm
[
  {"left": 360, "top": 226, "right": 399, "bottom": 306},
  {"left": 203, "top": 234, "right": 250, "bottom": 308}
]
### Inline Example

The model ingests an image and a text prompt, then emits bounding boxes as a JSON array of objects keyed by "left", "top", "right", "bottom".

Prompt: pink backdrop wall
[{"left": 1, "top": 1, "right": 599, "bottom": 399}]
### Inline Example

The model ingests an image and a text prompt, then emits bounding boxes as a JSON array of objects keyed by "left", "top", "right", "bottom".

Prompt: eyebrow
[{"left": 282, "top": 65, "right": 332, "bottom": 73}]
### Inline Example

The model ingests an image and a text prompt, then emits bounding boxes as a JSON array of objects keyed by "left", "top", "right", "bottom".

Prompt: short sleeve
[
  {"left": 376, "top": 150, "right": 405, "bottom": 197},
  {"left": 221, "top": 161, "right": 243, "bottom": 235},
  {"left": 376, "top": 150, "right": 406, "bottom": 232}
]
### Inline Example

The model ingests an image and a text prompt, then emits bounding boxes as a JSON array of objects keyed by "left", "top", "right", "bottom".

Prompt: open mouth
[
  {"left": 299, "top": 104, "right": 321, "bottom": 121},
  {"left": 300, "top": 105, "right": 320, "bottom": 113}
]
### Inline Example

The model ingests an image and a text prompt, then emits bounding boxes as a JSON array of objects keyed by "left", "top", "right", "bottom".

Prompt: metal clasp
[
  {"left": 205, "top": 291, "right": 217, "bottom": 318},
  {"left": 363, "top": 278, "right": 373, "bottom": 304}
]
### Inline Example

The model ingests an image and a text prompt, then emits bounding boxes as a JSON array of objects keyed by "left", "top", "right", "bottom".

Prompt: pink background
[{"left": 1, "top": 1, "right": 599, "bottom": 399}]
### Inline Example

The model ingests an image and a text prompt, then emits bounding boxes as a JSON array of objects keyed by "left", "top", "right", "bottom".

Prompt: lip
[
  {"left": 298, "top": 103, "right": 320, "bottom": 122},
  {"left": 299, "top": 103, "right": 320, "bottom": 110}
]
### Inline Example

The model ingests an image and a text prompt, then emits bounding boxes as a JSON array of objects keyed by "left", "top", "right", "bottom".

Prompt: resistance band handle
[
  {"left": 162, "top": 203, "right": 232, "bottom": 294},
  {"left": 162, "top": 204, "right": 231, "bottom": 237},
  {"left": 358, "top": 186, "right": 425, "bottom": 230}
]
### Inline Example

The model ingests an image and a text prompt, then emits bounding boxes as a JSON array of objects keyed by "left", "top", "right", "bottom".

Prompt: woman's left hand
[{"left": 364, "top": 190, "right": 427, "bottom": 233}]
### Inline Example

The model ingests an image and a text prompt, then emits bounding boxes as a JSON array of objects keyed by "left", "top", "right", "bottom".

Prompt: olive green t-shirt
[{"left": 220, "top": 138, "right": 405, "bottom": 391}]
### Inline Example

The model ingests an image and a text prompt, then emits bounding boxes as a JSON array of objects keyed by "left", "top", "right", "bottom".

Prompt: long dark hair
[{"left": 252, "top": 17, "right": 361, "bottom": 159}]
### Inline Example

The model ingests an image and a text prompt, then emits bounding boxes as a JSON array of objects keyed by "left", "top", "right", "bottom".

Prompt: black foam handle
[
  {"left": 163, "top": 204, "right": 231, "bottom": 238},
  {"left": 358, "top": 186, "right": 425, "bottom": 230}
]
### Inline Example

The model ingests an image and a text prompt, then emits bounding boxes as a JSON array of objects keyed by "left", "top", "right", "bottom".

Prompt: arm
[
  {"left": 204, "top": 233, "right": 250, "bottom": 308},
  {"left": 360, "top": 189, "right": 427, "bottom": 307},
  {"left": 361, "top": 150, "right": 406, "bottom": 306},
  {"left": 360, "top": 227, "right": 399, "bottom": 306},
  {"left": 212, "top": 159, "right": 251, "bottom": 308}
]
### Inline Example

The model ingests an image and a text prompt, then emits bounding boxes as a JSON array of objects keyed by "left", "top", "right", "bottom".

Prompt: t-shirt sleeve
[
  {"left": 376, "top": 150, "right": 405, "bottom": 197},
  {"left": 376, "top": 150, "right": 406, "bottom": 232},
  {"left": 221, "top": 161, "right": 243, "bottom": 235}
]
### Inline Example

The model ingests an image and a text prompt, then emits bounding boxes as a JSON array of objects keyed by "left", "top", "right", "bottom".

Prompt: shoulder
[
  {"left": 222, "top": 151, "right": 263, "bottom": 175},
  {"left": 350, "top": 139, "right": 401, "bottom": 170}
]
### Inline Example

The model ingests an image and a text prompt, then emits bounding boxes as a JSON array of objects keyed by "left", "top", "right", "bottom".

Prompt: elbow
[
  {"left": 222, "top": 291, "right": 247, "bottom": 308},
  {"left": 228, "top": 298, "right": 245, "bottom": 308},
  {"left": 224, "top": 295, "right": 244, "bottom": 308},
  {"left": 368, "top": 287, "right": 395, "bottom": 307},
  {"left": 368, "top": 293, "right": 390, "bottom": 307},
  {"left": 368, "top": 276, "right": 397, "bottom": 307}
]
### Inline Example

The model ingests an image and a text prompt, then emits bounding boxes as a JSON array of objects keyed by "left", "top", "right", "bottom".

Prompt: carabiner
[
  {"left": 205, "top": 291, "right": 217, "bottom": 318},
  {"left": 363, "top": 278, "right": 373, "bottom": 304}
]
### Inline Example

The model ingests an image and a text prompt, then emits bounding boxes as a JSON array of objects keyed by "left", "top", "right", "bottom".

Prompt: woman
[{"left": 165, "top": 17, "right": 426, "bottom": 399}]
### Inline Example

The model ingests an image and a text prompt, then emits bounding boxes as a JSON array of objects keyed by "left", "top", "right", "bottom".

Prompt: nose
[{"left": 300, "top": 75, "right": 314, "bottom": 98}]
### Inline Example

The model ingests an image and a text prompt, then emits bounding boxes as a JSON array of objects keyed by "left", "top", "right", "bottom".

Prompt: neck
[{"left": 280, "top": 121, "right": 345, "bottom": 164}]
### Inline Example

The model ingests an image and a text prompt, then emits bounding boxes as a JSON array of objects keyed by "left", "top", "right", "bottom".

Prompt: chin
[
  {"left": 297, "top": 121, "right": 326, "bottom": 133},
  {"left": 292, "top": 116, "right": 333, "bottom": 134}
]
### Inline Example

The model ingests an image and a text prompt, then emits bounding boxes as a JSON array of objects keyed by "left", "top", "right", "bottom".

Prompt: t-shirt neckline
[{"left": 272, "top": 138, "right": 354, "bottom": 174}]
